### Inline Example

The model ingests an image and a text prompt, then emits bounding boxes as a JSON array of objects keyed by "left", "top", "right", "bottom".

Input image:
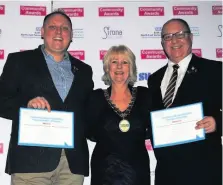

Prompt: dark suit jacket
[
  {"left": 147, "top": 54, "right": 222, "bottom": 185},
  {"left": 0, "top": 46, "right": 94, "bottom": 176}
]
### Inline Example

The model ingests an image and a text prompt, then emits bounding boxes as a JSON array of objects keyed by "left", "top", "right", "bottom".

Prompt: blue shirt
[{"left": 41, "top": 45, "right": 74, "bottom": 102}]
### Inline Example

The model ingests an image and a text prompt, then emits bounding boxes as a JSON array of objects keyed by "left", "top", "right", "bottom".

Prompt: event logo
[
  {"left": 0, "top": 5, "right": 5, "bottom": 15},
  {"left": 212, "top": 6, "right": 222, "bottom": 15},
  {"left": 218, "top": 25, "right": 222, "bottom": 37},
  {"left": 0, "top": 49, "right": 4, "bottom": 60},
  {"left": 102, "top": 26, "right": 123, "bottom": 39},
  {"left": 21, "top": 26, "right": 41, "bottom": 38},
  {"left": 73, "top": 28, "right": 84, "bottom": 39},
  {"left": 59, "top": 8, "right": 84, "bottom": 17},
  {"left": 100, "top": 50, "right": 107, "bottom": 60},
  {"left": 141, "top": 26, "right": 162, "bottom": 38},
  {"left": 139, "top": 7, "right": 164, "bottom": 16},
  {"left": 141, "top": 50, "right": 166, "bottom": 59},
  {"left": 0, "top": 143, "right": 3, "bottom": 154},
  {"left": 173, "top": 6, "right": 198, "bottom": 15},
  {"left": 190, "top": 26, "right": 200, "bottom": 36},
  {"left": 99, "top": 7, "right": 124, "bottom": 16},
  {"left": 69, "top": 50, "right": 85, "bottom": 60},
  {"left": 192, "top": 49, "right": 202, "bottom": 57},
  {"left": 216, "top": 48, "right": 222, "bottom": 58},
  {"left": 20, "top": 6, "right": 46, "bottom": 16},
  {"left": 138, "top": 72, "right": 151, "bottom": 81}
]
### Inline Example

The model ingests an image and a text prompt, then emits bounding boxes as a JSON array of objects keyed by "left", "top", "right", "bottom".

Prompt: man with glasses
[
  {"left": 147, "top": 18, "right": 222, "bottom": 185},
  {"left": 0, "top": 10, "right": 93, "bottom": 185}
]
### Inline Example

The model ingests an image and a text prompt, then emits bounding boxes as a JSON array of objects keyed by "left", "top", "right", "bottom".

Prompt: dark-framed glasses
[{"left": 162, "top": 30, "right": 191, "bottom": 41}]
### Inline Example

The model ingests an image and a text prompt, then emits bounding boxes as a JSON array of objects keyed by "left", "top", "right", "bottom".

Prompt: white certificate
[
  {"left": 18, "top": 108, "right": 74, "bottom": 148},
  {"left": 151, "top": 102, "right": 205, "bottom": 148}
]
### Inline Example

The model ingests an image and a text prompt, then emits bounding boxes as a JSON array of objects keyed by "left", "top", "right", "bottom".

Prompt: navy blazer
[
  {"left": 147, "top": 54, "right": 222, "bottom": 185},
  {"left": 0, "top": 46, "right": 94, "bottom": 176}
]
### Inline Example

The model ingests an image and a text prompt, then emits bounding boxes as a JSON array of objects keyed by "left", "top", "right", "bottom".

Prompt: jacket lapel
[
  {"left": 151, "top": 65, "right": 167, "bottom": 110},
  {"left": 64, "top": 55, "right": 82, "bottom": 103},
  {"left": 172, "top": 54, "right": 200, "bottom": 106}
]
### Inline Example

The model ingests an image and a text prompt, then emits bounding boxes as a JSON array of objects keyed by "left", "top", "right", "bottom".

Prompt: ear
[
  {"left": 70, "top": 29, "right": 73, "bottom": 42},
  {"left": 41, "top": 27, "right": 44, "bottom": 39},
  {"left": 190, "top": 33, "right": 193, "bottom": 43},
  {"left": 161, "top": 40, "right": 164, "bottom": 48}
]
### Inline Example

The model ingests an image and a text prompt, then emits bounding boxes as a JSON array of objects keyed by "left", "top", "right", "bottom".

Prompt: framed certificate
[
  {"left": 150, "top": 102, "right": 205, "bottom": 148},
  {"left": 18, "top": 108, "right": 74, "bottom": 148}
]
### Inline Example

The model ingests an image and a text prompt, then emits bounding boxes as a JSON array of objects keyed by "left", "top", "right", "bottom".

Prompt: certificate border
[
  {"left": 150, "top": 102, "right": 205, "bottom": 148},
  {"left": 18, "top": 108, "right": 74, "bottom": 149}
]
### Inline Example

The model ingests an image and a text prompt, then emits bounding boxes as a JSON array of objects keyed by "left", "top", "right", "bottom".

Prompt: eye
[
  {"left": 62, "top": 26, "right": 69, "bottom": 31},
  {"left": 111, "top": 60, "right": 118, "bottom": 64},
  {"left": 163, "top": 34, "right": 172, "bottom": 41},
  {"left": 122, "top": 61, "right": 129, "bottom": 65},
  {"left": 175, "top": 32, "right": 185, "bottom": 38},
  {"left": 48, "top": 25, "right": 57, "bottom": 30}
]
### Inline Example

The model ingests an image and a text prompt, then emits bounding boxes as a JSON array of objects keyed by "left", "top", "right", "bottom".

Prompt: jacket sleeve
[{"left": 0, "top": 53, "right": 25, "bottom": 120}]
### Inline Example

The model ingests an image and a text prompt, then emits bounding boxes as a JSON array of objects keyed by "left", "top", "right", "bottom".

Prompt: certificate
[
  {"left": 150, "top": 102, "right": 205, "bottom": 148},
  {"left": 18, "top": 108, "right": 74, "bottom": 148}
]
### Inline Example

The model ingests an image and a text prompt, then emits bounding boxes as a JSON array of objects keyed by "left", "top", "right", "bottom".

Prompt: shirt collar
[
  {"left": 41, "top": 44, "right": 70, "bottom": 61},
  {"left": 168, "top": 53, "right": 192, "bottom": 70}
]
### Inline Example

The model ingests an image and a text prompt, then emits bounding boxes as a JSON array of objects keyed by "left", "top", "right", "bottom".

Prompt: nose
[
  {"left": 171, "top": 35, "right": 177, "bottom": 43},
  {"left": 117, "top": 62, "right": 122, "bottom": 68},
  {"left": 55, "top": 26, "right": 62, "bottom": 34}
]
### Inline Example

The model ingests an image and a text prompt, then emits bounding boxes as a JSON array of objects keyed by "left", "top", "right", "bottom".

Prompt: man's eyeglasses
[{"left": 162, "top": 31, "right": 191, "bottom": 41}]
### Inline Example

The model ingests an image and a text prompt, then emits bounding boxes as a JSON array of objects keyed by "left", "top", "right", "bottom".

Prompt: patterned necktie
[{"left": 163, "top": 64, "right": 179, "bottom": 108}]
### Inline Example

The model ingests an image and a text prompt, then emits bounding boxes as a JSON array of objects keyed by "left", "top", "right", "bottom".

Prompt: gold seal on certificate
[{"left": 119, "top": 119, "right": 130, "bottom": 132}]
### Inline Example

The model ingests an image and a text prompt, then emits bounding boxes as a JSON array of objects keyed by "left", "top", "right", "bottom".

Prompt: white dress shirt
[{"left": 161, "top": 54, "right": 192, "bottom": 101}]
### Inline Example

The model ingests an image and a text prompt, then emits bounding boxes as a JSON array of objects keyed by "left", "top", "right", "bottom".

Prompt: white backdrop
[{"left": 0, "top": 1, "right": 222, "bottom": 185}]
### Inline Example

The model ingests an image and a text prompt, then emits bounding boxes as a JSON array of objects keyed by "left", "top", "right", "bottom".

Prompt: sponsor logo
[
  {"left": 0, "top": 143, "right": 3, "bottom": 154},
  {"left": 102, "top": 26, "right": 123, "bottom": 39},
  {"left": 216, "top": 48, "right": 222, "bottom": 58},
  {"left": 192, "top": 49, "right": 202, "bottom": 57},
  {"left": 141, "top": 50, "right": 166, "bottom": 59},
  {"left": 73, "top": 28, "right": 84, "bottom": 39},
  {"left": 0, "top": 5, "right": 5, "bottom": 15},
  {"left": 21, "top": 26, "right": 41, "bottom": 38},
  {"left": 190, "top": 26, "right": 200, "bottom": 36},
  {"left": 20, "top": 6, "right": 46, "bottom": 16},
  {"left": 0, "top": 49, "right": 4, "bottom": 59},
  {"left": 173, "top": 6, "right": 198, "bottom": 15},
  {"left": 59, "top": 8, "right": 84, "bottom": 17},
  {"left": 138, "top": 72, "right": 151, "bottom": 81},
  {"left": 141, "top": 26, "right": 162, "bottom": 38},
  {"left": 69, "top": 50, "right": 85, "bottom": 60},
  {"left": 218, "top": 25, "right": 222, "bottom": 37},
  {"left": 99, "top": 7, "right": 124, "bottom": 17},
  {"left": 212, "top": 6, "right": 222, "bottom": 15},
  {"left": 139, "top": 7, "right": 164, "bottom": 16},
  {"left": 100, "top": 50, "right": 107, "bottom": 60}
]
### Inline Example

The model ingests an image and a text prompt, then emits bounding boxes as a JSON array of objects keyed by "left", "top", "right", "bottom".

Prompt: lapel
[
  {"left": 33, "top": 46, "right": 62, "bottom": 102},
  {"left": 151, "top": 65, "right": 167, "bottom": 110},
  {"left": 64, "top": 54, "right": 82, "bottom": 103},
  {"left": 33, "top": 46, "right": 82, "bottom": 104},
  {"left": 171, "top": 54, "right": 200, "bottom": 106}
]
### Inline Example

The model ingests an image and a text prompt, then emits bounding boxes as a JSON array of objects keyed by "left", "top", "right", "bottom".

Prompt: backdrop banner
[{"left": 0, "top": 1, "right": 222, "bottom": 185}]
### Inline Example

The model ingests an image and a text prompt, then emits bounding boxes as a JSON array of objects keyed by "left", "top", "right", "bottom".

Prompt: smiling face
[
  {"left": 161, "top": 20, "right": 193, "bottom": 64},
  {"left": 109, "top": 53, "right": 130, "bottom": 85},
  {"left": 41, "top": 14, "right": 73, "bottom": 57}
]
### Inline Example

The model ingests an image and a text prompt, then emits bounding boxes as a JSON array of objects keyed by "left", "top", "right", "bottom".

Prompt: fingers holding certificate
[
  {"left": 151, "top": 102, "right": 205, "bottom": 148},
  {"left": 18, "top": 108, "right": 74, "bottom": 148}
]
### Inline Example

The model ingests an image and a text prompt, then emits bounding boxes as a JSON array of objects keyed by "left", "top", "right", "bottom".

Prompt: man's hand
[
  {"left": 195, "top": 116, "right": 216, "bottom": 133},
  {"left": 27, "top": 97, "right": 51, "bottom": 112}
]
